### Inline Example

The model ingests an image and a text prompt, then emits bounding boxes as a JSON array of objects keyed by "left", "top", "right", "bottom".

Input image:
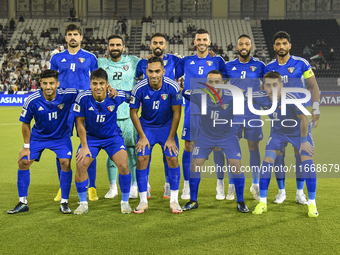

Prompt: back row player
[
  {"left": 264, "top": 31, "right": 320, "bottom": 205},
  {"left": 50, "top": 24, "right": 98, "bottom": 201}
]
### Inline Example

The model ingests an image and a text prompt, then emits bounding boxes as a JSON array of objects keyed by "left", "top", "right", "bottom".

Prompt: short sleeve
[
  {"left": 50, "top": 54, "right": 57, "bottom": 71},
  {"left": 175, "top": 58, "right": 185, "bottom": 78},
  {"left": 19, "top": 102, "right": 34, "bottom": 123},
  {"left": 171, "top": 86, "right": 183, "bottom": 106},
  {"left": 91, "top": 55, "right": 98, "bottom": 72},
  {"left": 130, "top": 88, "right": 142, "bottom": 109},
  {"left": 135, "top": 60, "right": 144, "bottom": 78},
  {"left": 73, "top": 96, "right": 86, "bottom": 117}
]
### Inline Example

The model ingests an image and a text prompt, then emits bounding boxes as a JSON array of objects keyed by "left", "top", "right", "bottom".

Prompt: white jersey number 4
[{"left": 70, "top": 63, "right": 76, "bottom": 72}]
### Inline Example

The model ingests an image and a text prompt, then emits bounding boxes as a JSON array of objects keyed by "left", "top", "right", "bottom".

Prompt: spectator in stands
[
  {"left": 212, "top": 43, "right": 218, "bottom": 53},
  {"left": 174, "top": 30, "right": 180, "bottom": 39},
  {"left": 141, "top": 16, "right": 147, "bottom": 25},
  {"left": 123, "top": 16, "right": 127, "bottom": 22},
  {"left": 27, "top": 26, "right": 33, "bottom": 34},
  {"left": 192, "top": 25, "right": 196, "bottom": 32},
  {"left": 187, "top": 16, "right": 192, "bottom": 26},
  {"left": 329, "top": 48, "right": 335, "bottom": 61},
  {"left": 326, "top": 62, "right": 330, "bottom": 70},
  {"left": 227, "top": 42, "right": 233, "bottom": 51},
  {"left": 261, "top": 48, "right": 266, "bottom": 63},
  {"left": 169, "top": 16, "right": 174, "bottom": 23},
  {"left": 178, "top": 38, "right": 183, "bottom": 44},
  {"left": 27, "top": 40, "right": 32, "bottom": 47},
  {"left": 95, "top": 36, "right": 101, "bottom": 44},
  {"left": 125, "top": 34, "right": 129, "bottom": 42},
  {"left": 100, "top": 36, "right": 105, "bottom": 44},
  {"left": 113, "top": 12, "right": 118, "bottom": 20},
  {"left": 316, "top": 39, "right": 321, "bottom": 47},
  {"left": 223, "top": 54, "right": 229, "bottom": 62},
  {"left": 147, "top": 16, "right": 152, "bottom": 22},
  {"left": 0, "top": 23, "right": 3, "bottom": 31},
  {"left": 187, "top": 24, "right": 192, "bottom": 33},
  {"left": 178, "top": 16, "right": 182, "bottom": 23},
  {"left": 174, "top": 37, "right": 178, "bottom": 44},
  {"left": 321, "top": 39, "right": 326, "bottom": 47},
  {"left": 19, "top": 37, "right": 25, "bottom": 44},
  {"left": 10, "top": 18, "right": 15, "bottom": 31},
  {"left": 145, "top": 33, "right": 151, "bottom": 41},
  {"left": 19, "top": 15, "right": 25, "bottom": 23},
  {"left": 115, "top": 24, "right": 120, "bottom": 34},
  {"left": 151, "top": 22, "right": 156, "bottom": 30},
  {"left": 117, "top": 16, "right": 123, "bottom": 24},
  {"left": 303, "top": 46, "right": 311, "bottom": 59},
  {"left": 181, "top": 30, "right": 187, "bottom": 39},
  {"left": 40, "top": 30, "right": 45, "bottom": 37},
  {"left": 15, "top": 44, "right": 22, "bottom": 51},
  {"left": 169, "top": 37, "right": 175, "bottom": 44},
  {"left": 253, "top": 49, "right": 259, "bottom": 58},
  {"left": 122, "top": 22, "right": 127, "bottom": 35},
  {"left": 218, "top": 46, "right": 224, "bottom": 55},
  {"left": 140, "top": 43, "right": 145, "bottom": 50},
  {"left": 45, "top": 30, "right": 50, "bottom": 38}
]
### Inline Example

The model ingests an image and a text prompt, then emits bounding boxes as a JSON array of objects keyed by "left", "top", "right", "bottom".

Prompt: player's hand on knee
[
  {"left": 136, "top": 137, "right": 149, "bottom": 156},
  {"left": 76, "top": 146, "right": 92, "bottom": 163},
  {"left": 164, "top": 139, "right": 178, "bottom": 156},
  {"left": 107, "top": 86, "right": 118, "bottom": 98},
  {"left": 299, "top": 142, "right": 315, "bottom": 157},
  {"left": 18, "top": 148, "right": 30, "bottom": 163}
]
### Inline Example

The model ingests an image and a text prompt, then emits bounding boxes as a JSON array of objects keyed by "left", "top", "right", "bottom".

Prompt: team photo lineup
[{"left": 7, "top": 22, "right": 322, "bottom": 218}]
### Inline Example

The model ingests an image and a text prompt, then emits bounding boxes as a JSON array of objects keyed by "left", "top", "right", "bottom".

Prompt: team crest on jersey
[
  {"left": 250, "top": 66, "right": 257, "bottom": 72},
  {"left": 222, "top": 103, "right": 229, "bottom": 110},
  {"left": 161, "top": 94, "right": 168, "bottom": 100},
  {"left": 164, "top": 60, "right": 168, "bottom": 66},
  {"left": 107, "top": 105, "right": 115, "bottom": 112},
  {"left": 57, "top": 103, "right": 64, "bottom": 110},
  {"left": 176, "top": 93, "right": 182, "bottom": 101},
  {"left": 206, "top": 61, "right": 213, "bottom": 66},
  {"left": 73, "top": 104, "right": 80, "bottom": 112},
  {"left": 288, "top": 67, "right": 295, "bottom": 73},
  {"left": 78, "top": 58, "right": 85, "bottom": 63},
  {"left": 123, "top": 65, "right": 129, "bottom": 71}
]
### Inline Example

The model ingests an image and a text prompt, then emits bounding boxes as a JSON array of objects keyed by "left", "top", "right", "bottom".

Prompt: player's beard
[
  {"left": 276, "top": 49, "right": 289, "bottom": 57},
  {"left": 110, "top": 50, "right": 123, "bottom": 59},
  {"left": 197, "top": 44, "right": 208, "bottom": 54},
  {"left": 239, "top": 49, "right": 250, "bottom": 59},
  {"left": 153, "top": 48, "right": 163, "bottom": 57},
  {"left": 68, "top": 40, "right": 79, "bottom": 48}
]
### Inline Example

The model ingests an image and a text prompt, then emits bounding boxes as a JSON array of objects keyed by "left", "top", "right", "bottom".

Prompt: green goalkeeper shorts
[{"left": 117, "top": 118, "right": 137, "bottom": 147}]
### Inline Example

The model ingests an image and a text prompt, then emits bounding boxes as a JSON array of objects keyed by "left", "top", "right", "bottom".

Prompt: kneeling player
[
  {"left": 181, "top": 70, "right": 249, "bottom": 213},
  {"left": 130, "top": 57, "right": 183, "bottom": 214},
  {"left": 73, "top": 68, "right": 132, "bottom": 215},
  {"left": 7, "top": 70, "right": 77, "bottom": 214},
  {"left": 251, "top": 71, "right": 318, "bottom": 217}
]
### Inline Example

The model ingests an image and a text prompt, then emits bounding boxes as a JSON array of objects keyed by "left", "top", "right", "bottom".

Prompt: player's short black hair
[
  {"left": 273, "top": 31, "right": 291, "bottom": 44},
  {"left": 90, "top": 68, "right": 108, "bottom": 81},
  {"left": 107, "top": 34, "right": 124, "bottom": 45},
  {"left": 264, "top": 71, "right": 281, "bottom": 80},
  {"left": 41, "top": 69, "right": 59, "bottom": 80},
  {"left": 151, "top": 32, "right": 167, "bottom": 41},
  {"left": 195, "top": 29, "right": 209, "bottom": 37},
  {"left": 147, "top": 56, "right": 164, "bottom": 67},
  {"left": 65, "top": 24, "right": 82, "bottom": 35},
  {"left": 238, "top": 34, "right": 251, "bottom": 41},
  {"left": 207, "top": 70, "right": 223, "bottom": 77}
]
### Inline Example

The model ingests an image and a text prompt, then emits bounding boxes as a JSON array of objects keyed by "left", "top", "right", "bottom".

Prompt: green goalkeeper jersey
[{"left": 98, "top": 55, "right": 140, "bottom": 119}]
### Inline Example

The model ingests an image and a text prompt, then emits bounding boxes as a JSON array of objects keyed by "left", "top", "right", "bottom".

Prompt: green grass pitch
[{"left": 0, "top": 106, "right": 339, "bottom": 254}]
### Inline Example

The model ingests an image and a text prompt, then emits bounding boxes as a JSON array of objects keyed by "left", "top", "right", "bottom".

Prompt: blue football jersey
[
  {"left": 50, "top": 49, "right": 98, "bottom": 90},
  {"left": 182, "top": 89, "right": 236, "bottom": 138},
  {"left": 176, "top": 54, "right": 225, "bottom": 115},
  {"left": 135, "top": 54, "right": 182, "bottom": 80},
  {"left": 223, "top": 57, "right": 265, "bottom": 118},
  {"left": 252, "top": 91, "right": 304, "bottom": 136},
  {"left": 264, "top": 55, "right": 313, "bottom": 89},
  {"left": 73, "top": 90, "right": 131, "bottom": 140},
  {"left": 130, "top": 77, "right": 182, "bottom": 129},
  {"left": 19, "top": 88, "right": 78, "bottom": 140}
]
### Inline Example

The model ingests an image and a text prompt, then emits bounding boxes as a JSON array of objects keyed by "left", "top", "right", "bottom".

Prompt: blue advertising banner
[{"left": 0, "top": 92, "right": 34, "bottom": 106}]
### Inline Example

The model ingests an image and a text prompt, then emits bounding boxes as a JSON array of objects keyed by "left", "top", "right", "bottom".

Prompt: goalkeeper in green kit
[{"left": 98, "top": 35, "right": 140, "bottom": 198}]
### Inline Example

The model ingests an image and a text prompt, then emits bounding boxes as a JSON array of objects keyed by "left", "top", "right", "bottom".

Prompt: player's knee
[
  {"left": 248, "top": 141, "right": 259, "bottom": 151},
  {"left": 137, "top": 156, "right": 149, "bottom": 169},
  {"left": 117, "top": 161, "right": 129, "bottom": 174},
  {"left": 166, "top": 156, "right": 179, "bottom": 168},
  {"left": 18, "top": 159, "right": 31, "bottom": 170},
  {"left": 59, "top": 159, "right": 71, "bottom": 171}
]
